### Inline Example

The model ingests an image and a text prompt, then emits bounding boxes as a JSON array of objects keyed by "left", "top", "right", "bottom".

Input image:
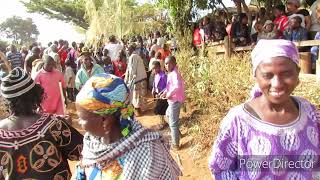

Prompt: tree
[
  {"left": 85, "top": 0, "right": 166, "bottom": 46},
  {"left": 0, "top": 16, "right": 39, "bottom": 45},
  {"left": 21, "top": 0, "right": 90, "bottom": 29}
]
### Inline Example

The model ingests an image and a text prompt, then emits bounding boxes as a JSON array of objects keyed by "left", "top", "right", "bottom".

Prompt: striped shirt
[{"left": 6, "top": 52, "right": 23, "bottom": 69}]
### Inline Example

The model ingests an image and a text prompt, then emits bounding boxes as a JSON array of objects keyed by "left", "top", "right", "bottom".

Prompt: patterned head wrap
[
  {"left": 76, "top": 73, "right": 134, "bottom": 137},
  {"left": 250, "top": 39, "right": 299, "bottom": 99},
  {"left": 251, "top": 39, "right": 299, "bottom": 77}
]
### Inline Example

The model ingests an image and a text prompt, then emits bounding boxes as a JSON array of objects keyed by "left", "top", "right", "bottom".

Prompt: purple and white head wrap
[{"left": 250, "top": 39, "right": 299, "bottom": 99}]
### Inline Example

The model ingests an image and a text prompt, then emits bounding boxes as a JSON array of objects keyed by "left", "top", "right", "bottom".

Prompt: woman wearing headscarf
[
  {"left": 0, "top": 67, "right": 83, "bottom": 179},
  {"left": 209, "top": 39, "right": 320, "bottom": 179},
  {"left": 75, "top": 50, "right": 104, "bottom": 90},
  {"left": 74, "top": 73, "right": 181, "bottom": 179}
]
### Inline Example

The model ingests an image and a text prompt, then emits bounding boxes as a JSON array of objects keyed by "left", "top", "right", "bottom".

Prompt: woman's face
[
  {"left": 255, "top": 57, "right": 299, "bottom": 105},
  {"left": 76, "top": 105, "right": 115, "bottom": 137}
]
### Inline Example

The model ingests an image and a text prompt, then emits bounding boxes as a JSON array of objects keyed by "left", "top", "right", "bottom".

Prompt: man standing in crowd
[
  {"left": 24, "top": 47, "right": 40, "bottom": 74},
  {"left": 104, "top": 35, "right": 123, "bottom": 61},
  {"left": 49, "top": 44, "right": 62, "bottom": 72},
  {"left": 125, "top": 44, "right": 147, "bottom": 116},
  {"left": 75, "top": 51, "right": 104, "bottom": 90},
  {"left": 6, "top": 44, "right": 23, "bottom": 69}
]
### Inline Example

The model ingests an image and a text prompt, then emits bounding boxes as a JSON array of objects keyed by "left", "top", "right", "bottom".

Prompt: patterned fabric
[
  {"left": 131, "top": 80, "right": 147, "bottom": 109},
  {"left": 0, "top": 114, "right": 83, "bottom": 179},
  {"left": 76, "top": 120, "right": 181, "bottom": 180},
  {"left": 1, "top": 67, "right": 35, "bottom": 98},
  {"left": 76, "top": 73, "right": 134, "bottom": 136},
  {"left": 209, "top": 97, "right": 320, "bottom": 179},
  {"left": 6, "top": 51, "right": 23, "bottom": 69}
]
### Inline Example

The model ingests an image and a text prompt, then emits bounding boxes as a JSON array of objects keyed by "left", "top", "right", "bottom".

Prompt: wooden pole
[
  {"left": 59, "top": 82, "right": 66, "bottom": 115},
  {"left": 224, "top": 36, "right": 231, "bottom": 59}
]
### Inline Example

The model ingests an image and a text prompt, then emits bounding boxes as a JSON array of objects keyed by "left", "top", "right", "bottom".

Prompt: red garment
[
  {"left": 274, "top": 15, "right": 288, "bottom": 33},
  {"left": 158, "top": 48, "right": 171, "bottom": 60},
  {"left": 59, "top": 50, "right": 68, "bottom": 70},
  {"left": 226, "top": 24, "right": 232, "bottom": 37},
  {"left": 113, "top": 60, "right": 127, "bottom": 79},
  {"left": 193, "top": 28, "right": 202, "bottom": 46}
]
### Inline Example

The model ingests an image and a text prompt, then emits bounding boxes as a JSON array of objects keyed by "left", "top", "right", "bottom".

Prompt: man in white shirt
[{"left": 104, "top": 35, "right": 123, "bottom": 61}]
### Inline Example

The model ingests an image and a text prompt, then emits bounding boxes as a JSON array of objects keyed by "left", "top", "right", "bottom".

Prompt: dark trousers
[{"left": 66, "top": 88, "right": 75, "bottom": 102}]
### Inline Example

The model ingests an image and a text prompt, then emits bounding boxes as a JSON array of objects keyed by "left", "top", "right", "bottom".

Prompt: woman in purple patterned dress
[{"left": 209, "top": 39, "right": 320, "bottom": 179}]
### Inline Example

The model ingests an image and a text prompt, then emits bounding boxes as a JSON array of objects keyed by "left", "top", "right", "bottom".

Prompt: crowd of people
[
  {"left": 0, "top": 30, "right": 185, "bottom": 179},
  {"left": 193, "top": 0, "right": 320, "bottom": 69}
]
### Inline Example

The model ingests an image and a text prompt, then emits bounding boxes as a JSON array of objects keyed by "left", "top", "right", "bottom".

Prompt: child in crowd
[
  {"left": 64, "top": 59, "right": 76, "bottom": 102},
  {"left": 284, "top": 16, "right": 308, "bottom": 42},
  {"left": 152, "top": 61, "right": 168, "bottom": 129},
  {"left": 149, "top": 51, "right": 162, "bottom": 90},
  {"left": 147, "top": 50, "right": 156, "bottom": 90},
  {"left": 101, "top": 49, "right": 114, "bottom": 74},
  {"left": 113, "top": 49, "right": 127, "bottom": 79},
  {"left": 160, "top": 56, "right": 185, "bottom": 150},
  {"left": 260, "top": 20, "right": 277, "bottom": 40},
  {"left": 251, "top": 21, "right": 263, "bottom": 44},
  {"left": 273, "top": 4, "right": 288, "bottom": 38},
  {"left": 35, "top": 55, "right": 66, "bottom": 115}
]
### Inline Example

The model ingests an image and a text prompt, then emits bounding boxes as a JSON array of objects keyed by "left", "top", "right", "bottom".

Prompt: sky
[
  {"left": 0, "top": 0, "right": 85, "bottom": 45},
  {"left": 0, "top": 0, "right": 250, "bottom": 45}
]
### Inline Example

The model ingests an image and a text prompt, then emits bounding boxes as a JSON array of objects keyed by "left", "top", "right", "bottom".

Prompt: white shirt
[
  {"left": 104, "top": 43, "right": 123, "bottom": 61},
  {"left": 157, "top": 37, "right": 165, "bottom": 47},
  {"left": 64, "top": 66, "right": 75, "bottom": 88}
]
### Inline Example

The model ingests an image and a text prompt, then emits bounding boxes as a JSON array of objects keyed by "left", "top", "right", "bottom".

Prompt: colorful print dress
[
  {"left": 0, "top": 114, "right": 83, "bottom": 179},
  {"left": 209, "top": 97, "right": 320, "bottom": 179}
]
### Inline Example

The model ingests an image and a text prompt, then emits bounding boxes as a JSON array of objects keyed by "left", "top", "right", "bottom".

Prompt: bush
[
  {"left": 176, "top": 48, "right": 320, "bottom": 155},
  {"left": 176, "top": 49, "right": 253, "bottom": 153}
]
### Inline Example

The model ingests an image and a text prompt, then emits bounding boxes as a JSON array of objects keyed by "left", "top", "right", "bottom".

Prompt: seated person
[
  {"left": 231, "top": 13, "right": 251, "bottom": 46},
  {"left": 260, "top": 20, "right": 277, "bottom": 40},
  {"left": 213, "top": 21, "right": 227, "bottom": 41},
  {"left": 284, "top": 16, "right": 308, "bottom": 42},
  {"left": 251, "top": 21, "right": 264, "bottom": 44}
]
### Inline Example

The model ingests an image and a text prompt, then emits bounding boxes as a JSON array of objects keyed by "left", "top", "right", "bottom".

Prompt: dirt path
[{"left": 67, "top": 98, "right": 212, "bottom": 180}]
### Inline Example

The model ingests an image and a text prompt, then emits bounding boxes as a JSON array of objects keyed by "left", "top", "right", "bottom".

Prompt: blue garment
[
  {"left": 6, "top": 52, "right": 23, "bottom": 68},
  {"left": 103, "top": 64, "right": 114, "bottom": 74},
  {"left": 311, "top": 32, "right": 320, "bottom": 66},
  {"left": 284, "top": 27, "right": 308, "bottom": 42}
]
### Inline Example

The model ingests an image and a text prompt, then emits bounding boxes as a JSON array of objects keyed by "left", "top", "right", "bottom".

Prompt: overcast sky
[{"left": 0, "top": 0, "right": 250, "bottom": 45}]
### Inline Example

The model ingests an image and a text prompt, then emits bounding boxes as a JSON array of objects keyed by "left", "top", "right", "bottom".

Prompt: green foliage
[
  {"left": 21, "top": 0, "right": 89, "bottom": 29},
  {"left": 0, "top": 16, "right": 39, "bottom": 45},
  {"left": 85, "top": 0, "right": 166, "bottom": 46}
]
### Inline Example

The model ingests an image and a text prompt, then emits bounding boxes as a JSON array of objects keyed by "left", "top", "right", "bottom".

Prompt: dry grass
[
  {"left": 176, "top": 49, "right": 253, "bottom": 154},
  {"left": 176, "top": 48, "right": 320, "bottom": 157}
]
